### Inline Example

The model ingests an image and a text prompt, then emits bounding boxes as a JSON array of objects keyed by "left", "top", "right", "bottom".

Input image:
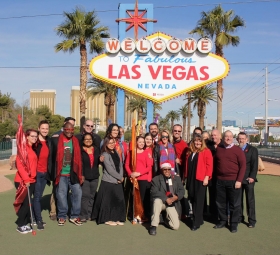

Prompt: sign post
[{"left": 116, "top": 1, "right": 155, "bottom": 129}]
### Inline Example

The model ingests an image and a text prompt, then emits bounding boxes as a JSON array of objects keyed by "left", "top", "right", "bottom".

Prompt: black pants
[
  {"left": 216, "top": 179, "right": 242, "bottom": 227},
  {"left": 208, "top": 177, "right": 218, "bottom": 218},
  {"left": 240, "top": 182, "right": 256, "bottom": 225},
  {"left": 188, "top": 180, "right": 206, "bottom": 227},
  {"left": 138, "top": 180, "right": 151, "bottom": 219},
  {"left": 15, "top": 182, "right": 35, "bottom": 227},
  {"left": 80, "top": 179, "right": 98, "bottom": 220}
]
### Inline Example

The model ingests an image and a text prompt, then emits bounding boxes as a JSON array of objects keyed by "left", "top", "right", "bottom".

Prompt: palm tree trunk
[
  {"left": 108, "top": 104, "right": 115, "bottom": 126},
  {"left": 199, "top": 116, "right": 204, "bottom": 129},
  {"left": 182, "top": 116, "right": 186, "bottom": 140},
  {"left": 138, "top": 108, "right": 143, "bottom": 122},
  {"left": 216, "top": 45, "right": 224, "bottom": 133},
  {"left": 80, "top": 42, "right": 87, "bottom": 131},
  {"left": 171, "top": 120, "right": 174, "bottom": 128},
  {"left": 187, "top": 93, "right": 191, "bottom": 142}
]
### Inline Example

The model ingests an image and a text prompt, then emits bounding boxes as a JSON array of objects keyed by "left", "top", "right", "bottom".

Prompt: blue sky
[{"left": 0, "top": 0, "right": 279, "bottom": 131}]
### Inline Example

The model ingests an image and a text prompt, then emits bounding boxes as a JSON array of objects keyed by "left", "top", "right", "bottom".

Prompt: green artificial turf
[{"left": 0, "top": 174, "right": 279, "bottom": 255}]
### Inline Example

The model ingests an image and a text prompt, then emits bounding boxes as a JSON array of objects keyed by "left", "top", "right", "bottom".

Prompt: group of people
[{"left": 14, "top": 117, "right": 258, "bottom": 236}]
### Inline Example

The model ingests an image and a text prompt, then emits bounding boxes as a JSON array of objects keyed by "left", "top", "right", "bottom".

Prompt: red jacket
[
  {"left": 184, "top": 148, "right": 213, "bottom": 181},
  {"left": 14, "top": 144, "right": 37, "bottom": 184}
]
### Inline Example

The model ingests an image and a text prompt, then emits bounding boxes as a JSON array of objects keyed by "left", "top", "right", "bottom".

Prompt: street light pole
[
  {"left": 265, "top": 67, "right": 268, "bottom": 145},
  {"left": 22, "top": 91, "right": 29, "bottom": 123}
]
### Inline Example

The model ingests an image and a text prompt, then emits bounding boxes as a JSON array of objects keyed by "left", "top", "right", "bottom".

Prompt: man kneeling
[{"left": 149, "top": 162, "right": 185, "bottom": 235}]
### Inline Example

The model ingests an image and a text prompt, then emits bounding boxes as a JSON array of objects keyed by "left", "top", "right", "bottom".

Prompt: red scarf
[{"left": 55, "top": 134, "right": 82, "bottom": 185}]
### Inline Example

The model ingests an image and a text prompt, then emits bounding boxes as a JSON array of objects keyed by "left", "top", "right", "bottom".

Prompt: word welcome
[{"left": 106, "top": 37, "right": 212, "bottom": 54}]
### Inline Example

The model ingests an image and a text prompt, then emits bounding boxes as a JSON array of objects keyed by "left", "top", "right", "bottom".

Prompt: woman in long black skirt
[
  {"left": 185, "top": 134, "right": 213, "bottom": 231},
  {"left": 92, "top": 137, "right": 126, "bottom": 226}
]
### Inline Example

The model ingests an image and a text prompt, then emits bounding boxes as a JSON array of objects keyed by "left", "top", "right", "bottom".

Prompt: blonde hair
[
  {"left": 189, "top": 134, "right": 207, "bottom": 153},
  {"left": 160, "top": 129, "right": 171, "bottom": 143}
]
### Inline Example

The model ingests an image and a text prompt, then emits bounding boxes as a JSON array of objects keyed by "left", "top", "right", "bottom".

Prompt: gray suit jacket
[
  {"left": 101, "top": 151, "right": 123, "bottom": 184},
  {"left": 150, "top": 174, "right": 185, "bottom": 216}
]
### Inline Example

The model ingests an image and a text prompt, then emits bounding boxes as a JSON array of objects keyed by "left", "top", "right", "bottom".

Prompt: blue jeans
[
  {"left": 56, "top": 176, "right": 82, "bottom": 220},
  {"left": 33, "top": 172, "right": 47, "bottom": 222}
]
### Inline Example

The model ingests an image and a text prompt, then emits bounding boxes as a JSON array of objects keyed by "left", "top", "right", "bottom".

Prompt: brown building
[
  {"left": 30, "top": 89, "right": 56, "bottom": 114},
  {"left": 70, "top": 86, "right": 137, "bottom": 129}
]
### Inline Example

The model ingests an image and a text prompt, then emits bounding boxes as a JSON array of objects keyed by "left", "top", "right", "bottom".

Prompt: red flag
[{"left": 13, "top": 115, "right": 30, "bottom": 213}]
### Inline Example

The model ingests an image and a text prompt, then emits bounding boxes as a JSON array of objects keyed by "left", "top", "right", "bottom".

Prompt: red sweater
[
  {"left": 14, "top": 144, "right": 37, "bottom": 184},
  {"left": 173, "top": 139, "right": 188, "bottom": 164},
  {"left": 184, "top": 148, "right": 213, "bottom": 181},
  {"left": 125, "top": 149, "right": 153, "bottom": 182},
  {"left": 215, "top": 145, "right": 246, "bottom": 182}
]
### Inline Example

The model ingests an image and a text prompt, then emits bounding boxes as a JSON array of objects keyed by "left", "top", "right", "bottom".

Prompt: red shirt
[
  {"left": 37, "top": 140, "right": 49, "bottom": 173},
  {"left": 14, "top": 144, "right": 37, "bottom": 184},
  {"left": 125, "top": 149, "right": 153, "bottom": 182}
]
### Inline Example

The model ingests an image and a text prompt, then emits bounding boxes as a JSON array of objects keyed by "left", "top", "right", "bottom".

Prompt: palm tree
[
  {"left": 153, "top": 103, "right": 162, "bottom": 119},
  {"left": 178, "top": 104, "right": 193, "bottom": 141},
  {"left": 55, "top": 7, "right": 109, "bottom": 129},
  {"left": 127, "top": 95, "right": 147, "bottom": 122},
  {"left": 88, "top": 78, "right": 117, "bottom": 127},
  {"left": 158, "top": 116, "right": 170, "bottom": 131},
  {"left": 192, "top": 85, "right": 217, "bottom": 129},
  {"left": 189, "top": 5, "right": 245, "bottom": 132},
  {"left": 166, "top": 110, "right": 180, "bottom": 128}
]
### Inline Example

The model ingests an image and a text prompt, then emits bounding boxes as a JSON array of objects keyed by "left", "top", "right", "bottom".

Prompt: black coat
[
  {"left": 150, "top": 174, "right": 185, "bottom": 217},
  {"left": 81, "top": 145, "right": 100, "bottom": 180},
  {"left": 242, "top": 144, "right": 258, "bottom": 184},
  {"left": 34, "top": 136, "right": 53, "bottom": 184}
]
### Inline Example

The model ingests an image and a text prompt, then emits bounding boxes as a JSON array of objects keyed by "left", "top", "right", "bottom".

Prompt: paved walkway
[{"left": 0, "top": 161, "right": 279, "bottom": 193}]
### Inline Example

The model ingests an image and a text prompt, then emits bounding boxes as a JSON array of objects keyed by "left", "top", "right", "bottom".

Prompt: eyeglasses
[
  {"left": 173, "top": 130, "right": 182, "bottom": 133},
  {"left": 64, "top": 128, "right": 74, "bottom": 132},
  {"left": 86, "top": 124, "right": 94, "bottom": 128},
  {"left": 162, "top": 168, "right": 171, "bottom": 171},
  {"left": 161, "top": 136, "right": 168, "bottom": 139},
  {"left": 29, "top": 135, "right": 38, "bottom": 138}
]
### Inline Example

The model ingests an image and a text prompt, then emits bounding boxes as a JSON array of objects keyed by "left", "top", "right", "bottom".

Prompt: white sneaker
[
  {"left": 16, "top": 226, "right": 28, "bottom": 234},
  {"left": 24, "top": 225, "right": 32, "bottom": 233}
]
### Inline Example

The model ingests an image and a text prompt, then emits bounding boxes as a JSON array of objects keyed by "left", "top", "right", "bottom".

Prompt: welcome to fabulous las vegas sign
[{"left": 89, "top": 32, "right": 229, "bottom": 103}]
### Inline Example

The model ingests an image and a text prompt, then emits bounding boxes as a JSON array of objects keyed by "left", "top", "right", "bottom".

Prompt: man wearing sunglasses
[
  {"left": 149, "top": 162, "right": 185, "bottom": 236},
  {"left": 51, "top": 122, "right": 83, "bottom": 226},
  {"left": 76, "top": 119, "right": 101, "bottom": 148},
  {"left": 172, "top": 124, "right": 188, "bottom": 179}
]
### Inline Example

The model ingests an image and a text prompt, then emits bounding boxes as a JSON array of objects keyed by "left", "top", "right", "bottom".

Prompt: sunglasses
[
  {"left": 64, "top": 128, "right": 74, "bottom": 132},
  {"left": 161, "top": 136, "right": 168, "bottom": 139},
  {"left": 173, "top": 130, "right": 182, "bottom": 133},
  {"left": 162, "top": 168, "right": 171, "bottom": 171},
  {"left": 86, "top": 124, "right": 94, "bottom": 128}
]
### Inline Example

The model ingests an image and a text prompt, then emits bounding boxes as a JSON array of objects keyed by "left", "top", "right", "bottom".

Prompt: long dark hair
[
  {"left": 101, "top": 137, "right": 115, "bottom": 153},
  {"left": 105, "top": 123, "right": 120, "bottom": 139}
]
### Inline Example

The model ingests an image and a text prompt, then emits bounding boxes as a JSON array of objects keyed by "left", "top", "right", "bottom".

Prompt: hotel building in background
[
  {"left": 30, "top": 89, "right": 56, "bottom": 114},
  {"left": 70, "top": 86, "right": 137, "bottom": 129}
]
